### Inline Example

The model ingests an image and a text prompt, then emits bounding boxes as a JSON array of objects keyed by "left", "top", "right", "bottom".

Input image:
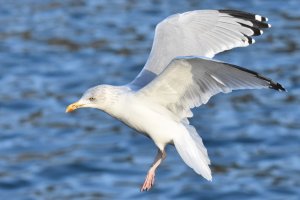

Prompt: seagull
[{"left": 66, "top": 9, "right": 285, "bottom": 191}]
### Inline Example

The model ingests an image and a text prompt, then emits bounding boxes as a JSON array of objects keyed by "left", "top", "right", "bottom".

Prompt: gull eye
[{"left": 89, "top": 97, "right": 96, "bottom": 101}]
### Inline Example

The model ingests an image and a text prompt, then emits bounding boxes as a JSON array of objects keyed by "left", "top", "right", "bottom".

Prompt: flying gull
[{"left": 66, "top": 9, "right": 285, "bottom": 191}]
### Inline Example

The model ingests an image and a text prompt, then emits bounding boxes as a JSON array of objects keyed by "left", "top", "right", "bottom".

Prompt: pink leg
[{"left": 141, "top": 149, "right": 166, "bottom": 192}]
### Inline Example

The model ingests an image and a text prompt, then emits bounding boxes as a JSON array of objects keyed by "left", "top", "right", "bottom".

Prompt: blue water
[{"left": 0, "top": 0, "right": 299, "bottom": 199}]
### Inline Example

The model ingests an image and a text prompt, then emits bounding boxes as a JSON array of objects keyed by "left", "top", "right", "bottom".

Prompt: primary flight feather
[{"left": 66, "top": 9, "right": 285, "bottom": 192}]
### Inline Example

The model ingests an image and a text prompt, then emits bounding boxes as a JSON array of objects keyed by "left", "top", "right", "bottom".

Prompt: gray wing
[
  {"left": 136, "top": 56, "right": 285, "bottom": 121},
  {"left": 129, "top": 9, "right": 270, "bottom": 90}
]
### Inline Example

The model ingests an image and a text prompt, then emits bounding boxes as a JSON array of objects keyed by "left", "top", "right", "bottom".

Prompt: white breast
[{"left": 113, "top": 93, "right": 182, "bottom": 149}]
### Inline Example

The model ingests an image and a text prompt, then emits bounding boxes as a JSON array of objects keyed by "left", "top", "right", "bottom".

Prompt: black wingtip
[
  {"left": 238, "top": 22, "right": 263, "bottom": 36},
  {"left": 261, "top": 16, "right": 268, "bottom": 22},
  {"left": 242, "top": 34, "right": 255, "bottom": 44},
  {"left": 269, "top": 82, "right": 286, "bottom": 92},
  {"left": 225, "top": 62, "right": 286, "bottom": 93},
  {"left": 219, "top": 9, "right": 271, "bottom": 29}
]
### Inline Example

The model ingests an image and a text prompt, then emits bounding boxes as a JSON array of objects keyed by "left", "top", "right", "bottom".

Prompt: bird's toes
[
  {"left": 140, "top": 183, "right": 148, "bottom": 192},
  {"left": 140, "top": 180, "right": 153, "bottom": 192},
  {"left": 140, "top": 186, "right": 148, "bottom": 192},
  {"left": 140, "top": 172, "right": 156, "bottom": 191}
]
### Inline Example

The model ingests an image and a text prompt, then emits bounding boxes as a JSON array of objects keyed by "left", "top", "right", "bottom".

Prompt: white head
[{"left": 66, "top": 85, "right": 119, "bottom": 113}]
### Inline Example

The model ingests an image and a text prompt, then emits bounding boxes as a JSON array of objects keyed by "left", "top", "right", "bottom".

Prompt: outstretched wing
[
  {"left": 136, "top": 57, "right": 285, "bottom": 121},
  {"left": 129, "top": 9, "right": 270, "bottom": 89}
]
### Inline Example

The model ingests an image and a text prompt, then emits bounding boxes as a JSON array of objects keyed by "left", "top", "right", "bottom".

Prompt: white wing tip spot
[
  {"left": 255, "top": 15, "right": 262, "bottom": 21},
  {"left": 260, "top": 30, "right": 263, "bottom": 34},
  {"left": 245, "top": 38, "right": 255, "bottom": 45},
  {"left": 255, "top": 15, "right": 269, "bottom": 22}
]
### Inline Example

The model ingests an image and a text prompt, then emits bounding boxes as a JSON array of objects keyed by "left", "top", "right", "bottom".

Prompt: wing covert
[
  {"left": 136, "top": 57, "right": 285, "bottom": 121},
  {"left": 129, "top": 10, "right": 271, "bottom": 90}
]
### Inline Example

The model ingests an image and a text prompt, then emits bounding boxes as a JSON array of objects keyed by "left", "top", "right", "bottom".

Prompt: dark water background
[{"left": 0, "top": 0, "right": 299, "bottom": 199}]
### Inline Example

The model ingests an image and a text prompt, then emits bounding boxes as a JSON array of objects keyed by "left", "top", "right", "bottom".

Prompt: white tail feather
[{"left": 174, "top": 124, "right": 212, "bottom": 181}]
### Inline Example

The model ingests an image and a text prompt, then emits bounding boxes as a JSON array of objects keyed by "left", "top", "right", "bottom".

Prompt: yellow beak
[{"left": 65, "top": 102, "right": 84, "bottom": 113}]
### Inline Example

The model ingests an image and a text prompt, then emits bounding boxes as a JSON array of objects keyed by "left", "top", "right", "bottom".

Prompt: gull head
[{"left": 66, "top": 85, "right": 116, "bottom": 113}]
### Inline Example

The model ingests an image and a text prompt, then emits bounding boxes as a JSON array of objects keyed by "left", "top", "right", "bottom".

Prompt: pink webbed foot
[{"left": 140, "top": 170, "right": 155, "bottom": 192}]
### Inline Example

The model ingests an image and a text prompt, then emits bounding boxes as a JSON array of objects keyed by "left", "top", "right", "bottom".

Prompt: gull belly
[{"left": 114, "top": 94, "right": 180, "bottom": 150}]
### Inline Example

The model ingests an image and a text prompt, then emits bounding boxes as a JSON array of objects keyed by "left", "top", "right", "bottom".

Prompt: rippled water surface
[{"left": 0, "top": 0, "right": 299, "bottom": 199}]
